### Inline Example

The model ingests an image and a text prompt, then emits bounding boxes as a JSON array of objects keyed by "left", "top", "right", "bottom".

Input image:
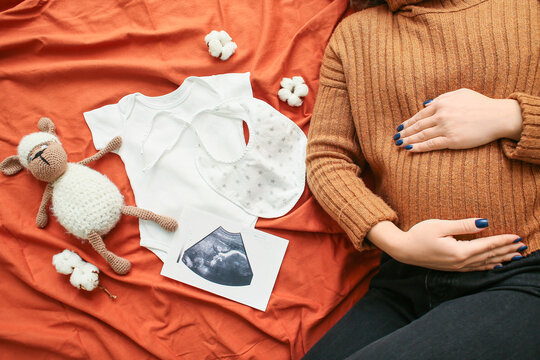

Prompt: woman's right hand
[{"left": 367, "top": 219, "right": 526, "bottom": 271}]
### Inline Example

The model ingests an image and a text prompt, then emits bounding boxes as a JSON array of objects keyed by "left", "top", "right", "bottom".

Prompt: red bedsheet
[{"left": 0, "top": 1, "right": 380, "bottom": 359}]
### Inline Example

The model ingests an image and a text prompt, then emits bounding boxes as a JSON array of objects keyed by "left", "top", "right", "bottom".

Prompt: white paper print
[{"left": 161, "top": 206, "right": 288, "bottom": 311}]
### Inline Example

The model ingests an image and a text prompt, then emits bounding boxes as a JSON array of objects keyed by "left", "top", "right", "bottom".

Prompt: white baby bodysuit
[
  {"left": 84, "top": 73, "right": 307, "bottom": 261},
  {"left": 85, "top": 73, "right": 258, "bottom": 261}
]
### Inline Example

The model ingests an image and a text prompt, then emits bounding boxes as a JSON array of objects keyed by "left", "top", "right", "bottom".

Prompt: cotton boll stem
[{"left": 98, "top": 285, "right": 117, "bottom": 300}]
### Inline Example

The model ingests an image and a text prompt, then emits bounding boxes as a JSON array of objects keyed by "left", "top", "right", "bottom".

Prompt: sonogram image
[{"left": 180, "top": 227, "right": 253, "bottom": 286}]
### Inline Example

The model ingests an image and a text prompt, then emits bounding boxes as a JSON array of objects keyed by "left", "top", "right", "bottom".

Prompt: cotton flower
[
  {"left": 52, "top": 249, "right": 116, "bottom": 299},
  {"left": 52, "top": 249, "right": 85, "bottom": 275},
  {"left": 278, "top": 76, "right": 309, "bottom": 107},
  {"left": 70, "top": 262, "right": 100, "bottom": 291},
  {"left": 205, "top": 30, "right": 237, "bottom": 61}
]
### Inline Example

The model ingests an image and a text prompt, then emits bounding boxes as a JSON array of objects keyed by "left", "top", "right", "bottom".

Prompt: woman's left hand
[{"left": 394, "top": 88, "right": 523, "bottom": 152}]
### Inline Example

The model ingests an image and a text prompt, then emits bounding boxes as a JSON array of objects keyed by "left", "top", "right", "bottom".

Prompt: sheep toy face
[{"left": 26, "top": 141, "right": 68, "bottom": 182}]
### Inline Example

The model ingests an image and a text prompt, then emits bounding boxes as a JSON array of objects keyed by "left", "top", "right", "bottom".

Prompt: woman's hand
[
  {"left": 394, "top": 88, "right": 523, "bottom": 152},
  {"left": 367, "top": 219, "right": 526, "bottom": 271}
]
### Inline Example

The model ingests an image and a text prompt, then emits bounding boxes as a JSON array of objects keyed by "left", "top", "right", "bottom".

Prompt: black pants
[{"left": 302, "top": 251, "right": 540, "bottom": 360}]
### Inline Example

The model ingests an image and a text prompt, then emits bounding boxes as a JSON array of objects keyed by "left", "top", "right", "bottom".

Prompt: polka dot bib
[{"left": 195, "top": 97, "right": 307, "bottom": 218}]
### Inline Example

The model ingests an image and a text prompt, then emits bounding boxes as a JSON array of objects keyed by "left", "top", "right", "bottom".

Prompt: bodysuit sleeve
[
  {"left": 84, "top": 102, "right": 125, "bottom": 150},
  {"left": 306, "top": 26, "right": 398, "bottom": 251},
  {"left": 501, "top": 93, "right": 540, "bottom": 165},
  {"left": 206, "top": 72, "right": 253, "bottom": 99}
]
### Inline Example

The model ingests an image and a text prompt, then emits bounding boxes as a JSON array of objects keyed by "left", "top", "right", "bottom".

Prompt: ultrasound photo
[{"left": 179, "top": 226, "right": 253, "bottom": 286}]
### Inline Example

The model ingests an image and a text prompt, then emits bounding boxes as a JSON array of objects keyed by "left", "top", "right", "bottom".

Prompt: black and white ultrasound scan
[
  {"left": 179, "top": 226, "right": 254, "bottom": 286},
  {"left": 161, "top": 206, "right": 289, "bottom": 311}
]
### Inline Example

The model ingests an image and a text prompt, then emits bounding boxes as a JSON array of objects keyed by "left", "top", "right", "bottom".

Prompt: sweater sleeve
[
  {"left": 501, "top": 93, "right": 540, "bottom": 165},
  {"left": 306, "top": 29, "right": 398, "bottom": 252}
]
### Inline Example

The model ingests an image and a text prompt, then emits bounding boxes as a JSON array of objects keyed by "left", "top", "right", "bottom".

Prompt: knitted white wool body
[{"left": 51, "top": 163, "right": 123, "bottom": 239}]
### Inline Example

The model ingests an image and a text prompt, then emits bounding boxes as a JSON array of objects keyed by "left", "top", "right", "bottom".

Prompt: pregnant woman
[{"left": 303, "top": 0, "right": 540, "bottom": 359}]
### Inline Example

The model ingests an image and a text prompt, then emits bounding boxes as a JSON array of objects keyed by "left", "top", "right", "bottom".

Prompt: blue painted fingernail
[
  {"left": 404, "top": 145, "right": 413, "bottom": 150},
  {"left": 423, "top": 99, "right": 433, "bottom": 106},
  {"left": 512, "top": 255, "right": 524, "bottom": 261},
  {"left": 475, "top": 219, "right": 489, "bottom": 228},
  {"left": 493, "top": 265, "right": 503, "bottom": 269},
  {"left": 518, "top": 245, "right": 528, "bottom": 252},
  {"left": 397, "top": 124, "right": 404, "bottom": 132},
  {"left": 393, "top": 133, "right": 401, "bottom": 140},
  {"left": 395, "top": 139, "right": 403, "bottom": 146},
  {"left": 513, "top": 237, "right": 522, "bottom": 243}
]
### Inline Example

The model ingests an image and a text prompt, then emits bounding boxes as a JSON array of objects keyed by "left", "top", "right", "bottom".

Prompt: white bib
[{"left": 194, "top": 97, "right": 307, "bottom": 218}]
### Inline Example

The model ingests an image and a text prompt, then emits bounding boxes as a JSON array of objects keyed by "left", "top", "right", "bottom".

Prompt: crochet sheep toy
[{"left": 0, "top": 118, "right": 178, "bottom": 275}]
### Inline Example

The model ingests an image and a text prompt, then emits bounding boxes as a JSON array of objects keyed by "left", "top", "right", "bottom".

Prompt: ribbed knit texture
[{"left": 306, "top": 0, "right": 540, "bottom": 255}]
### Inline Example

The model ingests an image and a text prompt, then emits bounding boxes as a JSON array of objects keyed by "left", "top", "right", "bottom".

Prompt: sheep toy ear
[
  {"left": 38, "top": 117, "right": 56, "bottom": 135},
  {"left": 0, "top": 155, "right": 24, "bottom": 176}
]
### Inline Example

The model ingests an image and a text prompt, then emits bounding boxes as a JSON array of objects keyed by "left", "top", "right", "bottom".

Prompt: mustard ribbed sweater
[{"left": 306, "top": 0, "right": 540, "bottom": 256}]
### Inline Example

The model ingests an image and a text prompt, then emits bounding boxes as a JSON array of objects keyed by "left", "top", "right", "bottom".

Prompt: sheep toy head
[
  {"left": 1, "top": 118, "right": 179, "bottom": 275},
  {"left": 0, "top": 118, "right": 68, "bottom": 182}
]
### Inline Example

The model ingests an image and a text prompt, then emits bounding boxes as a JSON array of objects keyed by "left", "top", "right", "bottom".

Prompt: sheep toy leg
[
  {"left": 88, "top": 232, "right": 131, "bottom": 275},
  {"left": 121, "top": 205, "right": 178, "bottom": 232}
]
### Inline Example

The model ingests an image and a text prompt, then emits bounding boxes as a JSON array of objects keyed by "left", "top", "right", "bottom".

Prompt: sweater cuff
[
  {"left": 501, "top": 93, "right": 540, "bottom": 163},
  {"left": 337, "top": 194, "right": 398, "bottom": 252}
]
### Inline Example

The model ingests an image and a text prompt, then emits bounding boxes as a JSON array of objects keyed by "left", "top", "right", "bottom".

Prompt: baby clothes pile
[{"left": 85, "top": 72, "right": 307, "bottom": 261}]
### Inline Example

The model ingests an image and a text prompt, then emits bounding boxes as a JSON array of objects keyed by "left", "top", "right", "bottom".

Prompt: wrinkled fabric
[{"left": 0, "top": 1, "right": 381, "bottom": 359}]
